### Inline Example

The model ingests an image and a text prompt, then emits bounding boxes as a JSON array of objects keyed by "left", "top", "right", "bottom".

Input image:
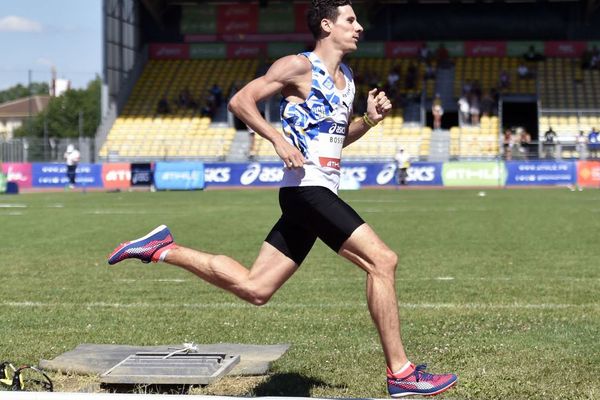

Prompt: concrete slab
[{"left": 39, "top": 343, "right": 290, "bottom": 376}]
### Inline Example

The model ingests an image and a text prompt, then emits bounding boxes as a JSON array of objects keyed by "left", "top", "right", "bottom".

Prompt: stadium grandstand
[{"left": 96, "top": 0, "right": 600, "bottom": 164}]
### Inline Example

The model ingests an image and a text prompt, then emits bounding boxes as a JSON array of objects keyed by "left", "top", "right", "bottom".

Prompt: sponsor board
[
  {"left": 217, "top": 4, "right": 258, "bottom": 34},
  {"left": 544, "top": 41, "right": 587, "bottom": 57},
  {"left": 32, "top": 163, "right": 103, "bottom": 188},
  {"left": 227, "top": 43, "right": 267, "bottom": 59},
  {"left": 131, "top": 163, "right": 153, "bottom": 186},
  {"left": 102, "top": 163, "right": 131, "bottom": 190},
  {"left": 385, "top": 41, "right": 424, "bottom": 58},
  {"left": 465, "top": 41, "right": 507, "bottom": 57},
  {"left": 149, "top": 43, "right": 190, "bottom": 59},
  {"left": 1, "top": 163, "right": 32, "bottom": 188},
  {"left": 443, "top": 162, "right": 507, "bottom": 186},
  {"left": 505, "top": 161, "right": 576, "bottom": 186},
  {"left": 154, "top": 162, "right": 204, "bottom": 190},
  {"left": 577, "top": 161, "right": 600, "bottom": 187}
]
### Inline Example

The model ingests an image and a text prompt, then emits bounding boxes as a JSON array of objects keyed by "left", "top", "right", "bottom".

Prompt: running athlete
[{"left": 108, "top": 0, "right": 457, "bottom": 397}]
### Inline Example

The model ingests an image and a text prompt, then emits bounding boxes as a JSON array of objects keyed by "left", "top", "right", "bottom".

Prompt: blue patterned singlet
[{"left": 279, "top": 52, "right": 355, "bottom": 193}]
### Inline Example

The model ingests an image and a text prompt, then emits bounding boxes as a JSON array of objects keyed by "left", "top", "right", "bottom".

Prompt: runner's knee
[{"left": 373, "top": 249, "right": 398, "bottom": 278}]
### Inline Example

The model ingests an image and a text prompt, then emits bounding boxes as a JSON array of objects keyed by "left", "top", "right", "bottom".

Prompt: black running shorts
[{"left": 265, "top": 186, "right": 365, "bottom": 265}]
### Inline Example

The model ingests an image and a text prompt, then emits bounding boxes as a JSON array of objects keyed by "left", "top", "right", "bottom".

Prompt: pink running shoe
[
  {"left": 387, "top": 364, "right": 457, "bottom": 397},
  {"left": 108, "top": 225, "right": 174, "bottom": 265}
]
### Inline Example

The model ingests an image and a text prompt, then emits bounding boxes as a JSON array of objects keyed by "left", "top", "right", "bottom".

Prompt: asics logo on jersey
[{"left": 327, "top": 122, "right": 347, "bottom": 135}]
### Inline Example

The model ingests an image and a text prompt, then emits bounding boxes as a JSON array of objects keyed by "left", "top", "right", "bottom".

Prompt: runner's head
[{"left": 307, "top": 0, "right": 360, "bottom": 42}]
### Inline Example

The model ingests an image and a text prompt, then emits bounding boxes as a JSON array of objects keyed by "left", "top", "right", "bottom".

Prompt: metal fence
[{"left": 0, "top": 138, "right": 95, "bottom": 163}]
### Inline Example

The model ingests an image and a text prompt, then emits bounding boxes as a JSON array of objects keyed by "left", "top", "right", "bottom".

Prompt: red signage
[
  {"left": 217, "top": 4, "right": 258, "bottom": 34},
  {"left": 385, "top": 42, "right": 425, "bottom": 58},
  {"left": 294, "top": 3, "right": 310, "bottom": 33},
  {"left": 149, "top": 43, "right": 190, "bottom": 59},
  {"left": 227, "top": 43, "right": 267, "bottom": 59},
  {"left": 319, "top": 157, "right": 341, "bottom": 170},
  {"left": 544, "top": 41, "right": 587, "bottom": 57},
  {"left": 465, "top": 41, "right": 507, "bottom": 57},
  {"left": 577, "top": 161, "right": 600, "bottom": 187},
  {"left": 1, "top": 163, "right": 32, "bottom": 188},
  {"left": 102, "top": 163, "right": 131, "bottom": 190}
]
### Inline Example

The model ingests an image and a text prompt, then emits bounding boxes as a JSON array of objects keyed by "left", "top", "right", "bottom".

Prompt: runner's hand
[
  {"left": 274, "top": 140, "right": 305, "bottom": 169},
  {"left": 366, "top": 88, "right": 392, "bottom": 124}
]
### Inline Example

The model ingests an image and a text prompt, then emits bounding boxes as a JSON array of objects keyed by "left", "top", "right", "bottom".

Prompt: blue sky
[{"left": 0, "top": 0, "right": 101, "bottom": 91}]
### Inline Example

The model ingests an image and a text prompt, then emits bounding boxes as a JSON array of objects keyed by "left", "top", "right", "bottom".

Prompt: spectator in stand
[
  {"left": 543, "top": 126, "right": 557, "bottom": 159},
  {"left": 469, "top": 93, "right": 480, "bottom": 125},
  {"left": 418, "top": 42, "right": 432, "bottom": 63},
  {"left": 210, "top": 84, "right": 223, "bottom": 108},
  {"left": 387, "top": 66, "right": 400, "bottom": 87},
  {"left": 480, "top": 91, "right": 495, "bottom": 117},
  {"left": 458, "top": 94, "right": 470, "bottom": 126},
  {"left": 517, "top": 63, "right": 533, "bottom": 79},
  {"left": 577, "top": 130, "right": 588, "bottom": 159},
  {"left": 157, "top": 93, "right": 171, "bottom": 114},
  {"left": 404, "top": 63, "right": 417, "bottom": 90},
  {"left": 490, "top": 88, "right": 500, "bottom": 115},
  {"left": 423, "top": 61, "right": 436, "bottom": 80},
  {"left": 394, "top": 147, "right": 411, "bottom": 186},
  {"left": 503, "top": 128, "right": 513, "bottom": 160},
  {"left": 588, "top": 127, "right": 600, "bottom": 158},
  {"left": 518, "top": 127, "right": 532, "bottom": 159},
  {"left": 499, "top": 70, "right": 510, "bottom": 90},
  {"left": 177, "top": 87, "right": 197, "bottom": 109},
  {"left": 435, "top": 43, "right": 451, "bottom": 69},
  {"left": 431, "top": 94, "right": 443, "bottom": 130},
  {"left": 200, "top": 93, "right": 217, "bottom": 118},
  {"left": 523, "top": 45, "right": 544, "bottom": 62}
]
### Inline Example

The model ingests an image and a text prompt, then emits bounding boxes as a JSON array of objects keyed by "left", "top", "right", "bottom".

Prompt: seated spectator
[
  {"left": 177, "top": 87, "right": 197, "bottom": 109},
  {"left": 432, "top": 94, "right": 443, "bottom": 130},
  {"left": 458, "top": 95, "right": 470, "bottom": 126},
  {"left": 517, "top": 63, "right": 534, "bottom": 79},
  {"left": 424, "top": 62, "right": 436, "bottom": 80},
  {"left": 480, "top": 91, "right": 495, "bottom": 117},
  {"left": 419, "top": 43, "right": 432, "bottom": 63},
  {"left": 499, "top": 70, "right": 510, "bottom": 90},
  {"left": 543, "top": 126, "right": 557, "bottom": 159},
  {"left": 387, "top": 66, "right": 400, "bottom": 88},
  {"left": 435, "top": 43, "right": 451, "bottom": 69},
  {"left": 209, "top": 83, "right": 223, "bottom": 108},
  {"left": 157, "top": 94, "right": 171, "bottom": 114},
  {"left": 469, "top": 93, "right": 480, "bottom": 125},
  {"left": 518, "top": 127, "right": 532, "bottom": 159},
  {"left": 404, "top": 63, "right": 417, "bottom": 90},
  {"left": 503, "top": 128, "right": 514, "bottom": 160},
  {"left": 200, "top": 93, "right": 217, "bottom": 118},
  {"left": 523, "top": 45, "right": 544, "bottom": 62}
]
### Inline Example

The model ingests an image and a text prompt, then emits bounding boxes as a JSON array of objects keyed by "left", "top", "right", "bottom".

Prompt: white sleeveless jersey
[{"left": 279, "top": 52, "right": 355, "bottom": 193}]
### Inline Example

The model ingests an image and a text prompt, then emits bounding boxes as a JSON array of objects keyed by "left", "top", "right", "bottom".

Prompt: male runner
[{"left": 108, "top": 0, "right": 457, "bottom": 396}]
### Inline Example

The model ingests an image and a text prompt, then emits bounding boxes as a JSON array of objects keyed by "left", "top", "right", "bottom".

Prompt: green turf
[{"left": 0, "top": 188, "right": 598, "bottom": 399}]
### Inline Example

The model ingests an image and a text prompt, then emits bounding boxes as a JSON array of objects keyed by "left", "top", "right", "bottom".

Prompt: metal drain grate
[{"left": 100, "top": 352, "right": 240, "bottom": 385}]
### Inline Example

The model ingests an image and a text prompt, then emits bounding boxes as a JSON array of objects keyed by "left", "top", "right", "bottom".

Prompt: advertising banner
[
  {"left": 154, "top": 162, "right": 205, "bottom": 190},
  {"left": 131, "top": 163, "right": 153, "bottom": 187},
  {"left": 190, "top": 43, "right": 227, "bottom": 59},
  {"left": 577, "top": 161, "right": 600, "bottom": 187},
  {"left": 385, "top": 42, "right": 424, "bottom": 58},
  {"left": 505, "top": 161, "right": 576, "bottom": 185},
  {"left": 427, "top": 41, "right": 464, "bottom": 57},
  {"left": 352, "top": 42, "right": 385, "bottom": 58},
  {"left": 544, "top": 41, "right": 587, "bottom": 57},
  {"left": 217, "top": 4, "right": 258, "bottom": 34},
  {"left": 227, "top": 43, "right": 267, "bottom": 59},
  {"left": 32, "top": 163, "right": 103, "bottom": 188},
  {"left": 294, "top": 3, "right": 311, "bottom": 33},
  {"left": 259, "top": 3, "right": 294, "bottom": 33},
  {"left": 465, "top": 41, "right": 507, "bottom": 57},
  {"left": 180, "top": 5, "right": 217, "bottom": 34},
  {"left": 149, "top": 43, "right": 190, "bottom": 60},
  {"left": 268, "top": 42, "right": 307, "bottom": 58},
  {"left": 442, "top": 162, "right": 507, "bottom": 187},
  {"left": 203, "top": 162, "right": 442, "bottom": 188},
  {"left": 1, "top": 162, "right": 32, "bottom": 188},
  {"left": 102, "top": 163, "right": 131, "bottom": 190},
  {"left": 507, "top": 41, "right": 544, "bottom": 57}
]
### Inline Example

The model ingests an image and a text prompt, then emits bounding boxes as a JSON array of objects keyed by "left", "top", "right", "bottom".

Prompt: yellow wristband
[{"left": 363, "top": 113, "right": 377, "bottom": 128}]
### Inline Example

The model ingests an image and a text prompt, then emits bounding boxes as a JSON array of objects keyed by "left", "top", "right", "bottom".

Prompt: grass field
[{"left": 0, "top": 188, "right": 598, "bottom": 399}]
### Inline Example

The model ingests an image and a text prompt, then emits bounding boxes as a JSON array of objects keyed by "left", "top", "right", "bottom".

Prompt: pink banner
[
  {"left": 544, "top": 41, "right": 587, "bottom": 57},
  {"left": 149, "top": 43, "right": 190, "bottom": 59},
  {"left": 465, "top": 41, "right": 507, "bottom": 57},
  {"left": 1, "top": 163, "right": 32, "bottom": 188},
  {"left": 217, "top": 4, "right": 258, "bottom": 34},
  {"left": 385, "top": 42, "right": 425, "bottom": 58},
  {"left": 227, "top": 43, "right": 267, "bottom": 59},
  {"left": 294, "top": 4, "right": 310, "bottom": 33},
  {"left": 185, "top": 33, "right": 312, "bottom": 43},
  {"left": 102, "top": 163, "right": 131, "bottom": 190}
]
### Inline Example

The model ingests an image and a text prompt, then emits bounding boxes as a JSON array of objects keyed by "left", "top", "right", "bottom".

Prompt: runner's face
[{"left": 327, "top": 5, "right": 363, "bottom": 52}]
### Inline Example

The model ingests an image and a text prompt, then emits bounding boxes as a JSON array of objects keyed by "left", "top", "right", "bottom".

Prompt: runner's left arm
[{"left": 344, "top": 88, "right": 392, "bottom": 147}]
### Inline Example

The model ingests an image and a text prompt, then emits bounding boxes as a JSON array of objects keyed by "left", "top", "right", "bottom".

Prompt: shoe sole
[
  {"left": 108, "top": 225, "right": 170, "bottom": 265},
  {"left": 390, "top": 378, "right": 457, "bottom": 398}
]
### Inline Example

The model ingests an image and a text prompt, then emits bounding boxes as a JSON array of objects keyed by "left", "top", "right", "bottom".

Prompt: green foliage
[
  {"left": 13, "top": 77, "right": 101, "bottom": 139},
  {"left": 0, "top": 82, "right": 50, "bottom": 104},
  {"left": 0, "top": 189, "right": 598, "bottom": 399}
]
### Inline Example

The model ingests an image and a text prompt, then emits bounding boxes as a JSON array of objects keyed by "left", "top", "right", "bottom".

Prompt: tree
[
  {"left": 13, "top": 77, "right": 101, "bottom": 139},
  {"left": 0, "top": 82, "right": 50, "bottom": 104}
]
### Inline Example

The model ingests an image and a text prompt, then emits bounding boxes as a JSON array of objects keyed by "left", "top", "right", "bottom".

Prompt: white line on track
[
  {"left": 0, "top": 203, "right": 26, "bottom": 208},
  {"left": 0, "top": 211, "right": 24, "bottom": 216}
]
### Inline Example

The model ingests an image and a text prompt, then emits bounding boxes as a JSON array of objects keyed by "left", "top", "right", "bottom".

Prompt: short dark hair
[{"left": 306, "top": 0, "right": 352, "bottom": 39}]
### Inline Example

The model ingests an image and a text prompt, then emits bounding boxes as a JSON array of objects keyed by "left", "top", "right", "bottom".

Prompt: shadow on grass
[{"left": 254, "top": 372, "right": 346, "bottom": 396}]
